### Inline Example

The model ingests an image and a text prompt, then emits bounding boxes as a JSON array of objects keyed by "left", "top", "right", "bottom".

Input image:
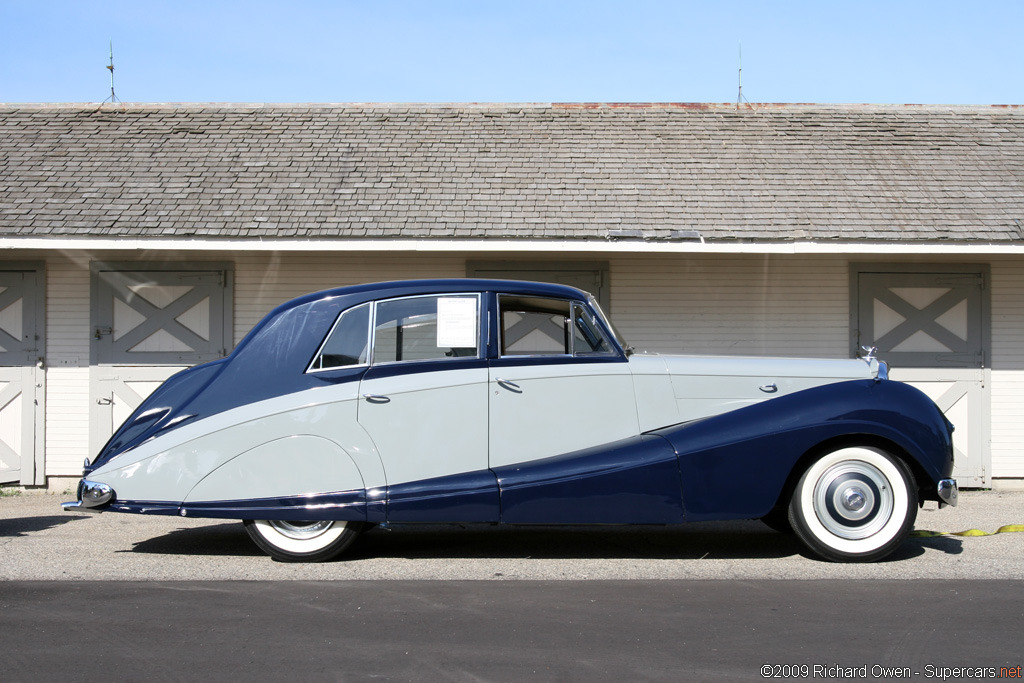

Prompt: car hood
[
  {"left": 636, "top": 352, "right": 878, "bottom": 380},
  {"left": 628, "top": 352, "right": 880, "bottom": 426}
]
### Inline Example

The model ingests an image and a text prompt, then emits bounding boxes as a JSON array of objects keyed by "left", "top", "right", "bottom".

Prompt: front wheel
[
  {"left": 789, "top": 446, "right": 917, "bottom": 562},
  {"left": 244, "top": 519, "right": 364, "bottom": 562}
]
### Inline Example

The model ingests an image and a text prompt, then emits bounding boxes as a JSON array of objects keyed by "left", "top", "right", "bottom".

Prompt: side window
[
  {"left": 499, "top": 296, "right": 571, "bottom": 356},
  {"left": 372, "top": 295, "right": 479, "bottom": 364},
  {"left": 309, "top": 302, "right": 370, "bottom": 371},
  {"left": 572, "top": 303, "right": 614, "bottom": 355},
  {"left": 499, "top": 296, "right": 617, "bottom": 357}
]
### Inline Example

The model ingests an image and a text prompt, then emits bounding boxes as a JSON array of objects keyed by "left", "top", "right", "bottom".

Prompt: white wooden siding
[
  {"left": 44, "top": 253, "right": 91, "bottom": 475},
  {"left": 610, "top": 254, "right": 850, "bottom": 357},
  {"left": 990, "top": 259, "right": 1024, "bottom": 478}
]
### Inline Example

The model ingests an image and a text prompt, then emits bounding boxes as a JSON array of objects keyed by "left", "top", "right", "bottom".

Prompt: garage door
[
  {"left": 89, "top": 265, "right": 232, "bottom": 456},
  {"left": 0, "top": 266, "right": 45, "bottom": 486},
  {"left": 853, "top": 266, "right": 989, "bottom": 487}
]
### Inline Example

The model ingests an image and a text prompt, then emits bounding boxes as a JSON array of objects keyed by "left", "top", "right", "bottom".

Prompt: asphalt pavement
[
  {"left": 2, "top": 490, "right": 1023, "bottom": 580},
  {"left": 2, "top": 579, "right": 1021, "bottom": 682},
  {"left": 3, "top": 491, "right": 1023, "bottom": 682}
]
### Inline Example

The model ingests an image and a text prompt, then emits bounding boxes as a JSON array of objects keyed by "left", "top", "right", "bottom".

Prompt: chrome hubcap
[
  {"left": 841, "top": 487, "right": 867, "bottom": 512},
  {"left": 267, "top": 520, "right": 335, "bottom": 541},
  {"left": 813, "top": 461, "right": 893, "bottom": 540}
]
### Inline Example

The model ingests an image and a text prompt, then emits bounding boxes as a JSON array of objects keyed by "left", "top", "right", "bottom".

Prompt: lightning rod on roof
[
  {"left": 737, "top": 42, "right": 749, "bottom": 108},
  {"left": 102, "top": 41, "right": 121, "bottom": 105}
]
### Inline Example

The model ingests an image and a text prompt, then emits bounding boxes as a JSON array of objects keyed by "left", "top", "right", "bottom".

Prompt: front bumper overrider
[{"left": 937, "top": 478, "right": 958, "bottom": 508}]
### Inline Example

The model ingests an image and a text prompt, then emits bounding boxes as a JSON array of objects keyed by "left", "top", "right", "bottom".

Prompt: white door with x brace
[
  {"left": 855, "top": 268, "right": 989, "bottom": 487},
  {"left": 0, "top": 267, "right": 44, "bottom": 485},
  {"left": 89, "top": 267, "right": 232, "bottom": 457}
]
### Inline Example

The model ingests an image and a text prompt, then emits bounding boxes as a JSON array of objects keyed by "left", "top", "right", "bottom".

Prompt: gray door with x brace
[
  {"left": 852, "top": 265, "right": 989, "bottom": 486},
  {"left": 89, "top": 264, "right": 232, "bottom": 456}
]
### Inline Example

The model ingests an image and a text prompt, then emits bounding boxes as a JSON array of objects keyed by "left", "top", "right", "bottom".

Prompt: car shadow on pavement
[
  {"left": 126, "top": 522, "right": 263, "bottom": 557},
  {"left": 123, "top": 519, "right": 964, "bottom": 562},
  {"left": 904, "top": 534, "right": 964, "bottom": 556},
  {"left": 0, "top": 514, "right": 89, "bottom": 537},
  {"left": 123, "top": 519, "right": 805, "bottom": 560},
  {"left": 350, "top": 521, "right": 807, "bottom": 561},
  {"left": 356, "top": 522, "right": 959, "bottom": 563}
]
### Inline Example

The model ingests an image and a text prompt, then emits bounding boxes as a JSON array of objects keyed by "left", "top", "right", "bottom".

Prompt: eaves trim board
[{"left": 4, "top": 237, "right": 1024, "bottom": 255}]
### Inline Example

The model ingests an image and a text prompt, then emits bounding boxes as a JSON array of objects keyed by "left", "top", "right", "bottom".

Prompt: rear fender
[{"left": 182, "top": 435, "right": 368, "bottom": 521}]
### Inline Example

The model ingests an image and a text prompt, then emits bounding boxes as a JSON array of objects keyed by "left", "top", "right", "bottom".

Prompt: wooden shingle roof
[{"left": 1, "top": 102, "right": 1022, "bottom": 243}]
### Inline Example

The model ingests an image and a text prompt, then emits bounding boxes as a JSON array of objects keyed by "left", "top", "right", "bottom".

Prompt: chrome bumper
[
  {"left": 61, "top": 479, "right": 115, "bottom": 512},
  {"left": 937, "top": 478, "right": 958, "bottom": 508}
]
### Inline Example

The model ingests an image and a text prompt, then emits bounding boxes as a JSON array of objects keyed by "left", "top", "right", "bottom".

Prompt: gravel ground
[{"left": 2, "top": 490, "right": 1023, "bottom": 581}]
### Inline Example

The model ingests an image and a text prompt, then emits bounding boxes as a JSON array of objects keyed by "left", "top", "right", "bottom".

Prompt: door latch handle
[
  {"left": 96, "top": 397, "right": 113, "bottom": 405},
  {"left": 759, "top": 383, "right": 778, "bottom": 393},
  {"left": 362, "top": 394, "right": 391, "bottom": 404},
  {"left": 495, "top": 378, "right": 522, "bottom": 393}
]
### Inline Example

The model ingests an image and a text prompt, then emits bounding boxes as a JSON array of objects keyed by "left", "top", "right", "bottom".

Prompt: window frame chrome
[
  {"left": 368, "top": 292, "right": 483, "bottom": 367},
  {"left": 306, "top": 301, "right": 373, "bottom": 374}
]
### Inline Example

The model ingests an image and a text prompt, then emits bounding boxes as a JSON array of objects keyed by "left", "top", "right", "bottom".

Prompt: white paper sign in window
[{"left": 436, "top": 297, "right": 477, "bottom": 348}]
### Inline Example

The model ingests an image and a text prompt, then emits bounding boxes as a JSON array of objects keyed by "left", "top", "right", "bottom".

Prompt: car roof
[{"left": 285, "top": 278, "right": 592, "bottom": 311}]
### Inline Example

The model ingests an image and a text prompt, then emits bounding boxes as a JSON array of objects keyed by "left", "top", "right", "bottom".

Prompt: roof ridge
[{"left": 1, "top": 101, "right": 1022, "bottom": 112}]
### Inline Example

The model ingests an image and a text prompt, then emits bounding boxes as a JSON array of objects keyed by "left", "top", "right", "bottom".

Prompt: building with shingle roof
[{"left": 1, "top": 102, "right": 1023, "bottom": 490}]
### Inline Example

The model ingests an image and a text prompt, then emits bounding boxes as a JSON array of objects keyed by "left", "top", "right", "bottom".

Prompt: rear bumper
[
  {"left": 60, "top": 479, "right": 115, "bottom": 512},
  {"left": 937, "top": 478, "right": 958, "bottom": 508}
]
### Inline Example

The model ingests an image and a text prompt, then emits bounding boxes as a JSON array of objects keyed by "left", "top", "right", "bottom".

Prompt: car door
[
  {"left": 489, "top": 294, "right": 683, "bottom": 524},
  {"left": 488, "top": 295, "right": 639, "bottom": 469},
  {"left": 356, "top": 293, "right": 496, "bottom": 522}
]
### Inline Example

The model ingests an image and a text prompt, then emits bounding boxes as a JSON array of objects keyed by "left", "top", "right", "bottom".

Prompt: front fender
[{"left": 652, "top": 379, "right": 954, "bottom": 522}]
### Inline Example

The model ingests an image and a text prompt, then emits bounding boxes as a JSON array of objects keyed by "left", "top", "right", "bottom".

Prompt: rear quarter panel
[{"left": 89, "top": 383, "right": 384, "bottom": 507}]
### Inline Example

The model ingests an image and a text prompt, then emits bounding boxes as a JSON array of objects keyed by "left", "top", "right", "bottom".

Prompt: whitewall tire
[
  {"left": 244, "top": 519, "right": 364, "bottom": 562},
  {"left": 788, "top": 446, "right": 917, "bottom": 562}
]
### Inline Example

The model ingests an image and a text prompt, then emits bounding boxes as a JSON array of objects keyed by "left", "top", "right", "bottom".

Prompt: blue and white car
[{"left": 65, "top": 279, "right": 958, "bottom": 563}]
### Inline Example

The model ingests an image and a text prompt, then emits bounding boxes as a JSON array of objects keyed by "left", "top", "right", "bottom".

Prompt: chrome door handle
[
  {"left": 362, "top": 394, "right": 391, "bottom": 404},
  {"left": 759, "top": 383, "right": 778, "bottom": 393},
  {"left": 495, "top": 378, "right": 522, "bottom": 393}
]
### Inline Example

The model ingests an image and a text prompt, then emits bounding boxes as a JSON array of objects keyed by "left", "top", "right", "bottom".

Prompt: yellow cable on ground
[{"left": 910, "top": 524, "right": 1024, "bottom": 538}]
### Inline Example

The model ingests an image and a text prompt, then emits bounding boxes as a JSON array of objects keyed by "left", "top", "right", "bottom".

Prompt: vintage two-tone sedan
[{"left": 64, "top": 279, "right": 958, "bottom": 562}]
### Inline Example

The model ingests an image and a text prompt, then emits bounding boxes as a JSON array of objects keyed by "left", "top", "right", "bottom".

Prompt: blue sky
[{"left": 2, "top": 0, "right": 1021, "bottom": 104}]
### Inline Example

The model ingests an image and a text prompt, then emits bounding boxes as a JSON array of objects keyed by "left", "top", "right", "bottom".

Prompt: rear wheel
[
  {"left": 788, "top": 446, "right": 917, "bottom": 562},
  {"left": 244, "top": 519, "right": 364, "bottom": 562}
]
